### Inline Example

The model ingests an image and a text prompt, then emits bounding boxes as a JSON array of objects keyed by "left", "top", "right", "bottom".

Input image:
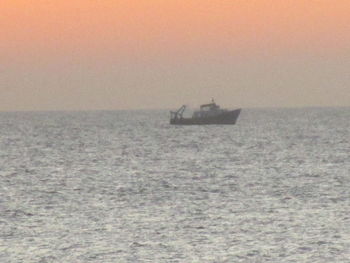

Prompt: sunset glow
[
  {"left": 2, "top": 0, "right": 350, "bottom": 57},
  {"left": 1, "top": 0, "right": 350, "bottom": 110}
]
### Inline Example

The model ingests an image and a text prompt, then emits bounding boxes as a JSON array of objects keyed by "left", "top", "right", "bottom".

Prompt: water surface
[{"left": 0, "top": 108, "right": 349, "bottom": 262}]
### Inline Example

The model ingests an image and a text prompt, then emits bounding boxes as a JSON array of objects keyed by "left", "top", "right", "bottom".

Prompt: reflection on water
[{"left": 0, "top": 108, "right": 349, "bottom": 262}]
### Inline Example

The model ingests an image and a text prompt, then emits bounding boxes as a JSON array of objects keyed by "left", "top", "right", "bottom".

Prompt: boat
[{"left": 170, "top": 99, "right": 241, "bottom": 125}]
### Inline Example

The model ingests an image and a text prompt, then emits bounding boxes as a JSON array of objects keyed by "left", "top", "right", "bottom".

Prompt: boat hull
[{"left": 170, "top": 109, "right": 241, "bottom": 125}]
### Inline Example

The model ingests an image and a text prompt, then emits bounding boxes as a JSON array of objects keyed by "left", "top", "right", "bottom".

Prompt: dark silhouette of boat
[{"left": 170, "top": 99, "right": 241, "bottom": 125}]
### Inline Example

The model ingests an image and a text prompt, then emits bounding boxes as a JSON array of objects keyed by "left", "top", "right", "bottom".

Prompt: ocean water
[{"left": 0, "top": 108, "right": 349, "bottom": 263}]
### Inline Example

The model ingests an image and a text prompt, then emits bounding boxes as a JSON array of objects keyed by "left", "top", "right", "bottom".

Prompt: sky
[{"left": 1, "top": 0, "right": 350, "bottom": 111}]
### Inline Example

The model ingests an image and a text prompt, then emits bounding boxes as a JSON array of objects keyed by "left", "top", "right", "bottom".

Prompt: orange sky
[
  {"left": 2, "top": 0, "right": 350, "bottom": 58},
  {"left": 1, "top": 0, "right": 350, "bottom": 110}
]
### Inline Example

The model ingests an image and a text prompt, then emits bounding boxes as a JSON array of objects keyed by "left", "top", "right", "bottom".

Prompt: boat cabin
[{"left": 192, "top": 100, "right": 225, "bottom": 118}]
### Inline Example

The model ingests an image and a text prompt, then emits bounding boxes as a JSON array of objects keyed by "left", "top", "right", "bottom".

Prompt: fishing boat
[{"left": 170, "top": 99, "right": 241, "bottom": 125}]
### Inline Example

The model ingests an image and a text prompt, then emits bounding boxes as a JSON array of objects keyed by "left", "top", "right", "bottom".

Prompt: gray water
[{"left": 0, "top": 108, "right": 349, "bottom": 263}]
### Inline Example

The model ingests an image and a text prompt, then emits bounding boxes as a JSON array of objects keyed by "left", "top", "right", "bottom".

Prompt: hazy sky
[{"left": 1, "top": 0, "right": 350, "bottom": 111}]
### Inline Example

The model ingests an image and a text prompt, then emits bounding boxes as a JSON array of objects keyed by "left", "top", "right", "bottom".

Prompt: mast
[{"left": 170, "top": 105, "right": 186, "bottom": 120}]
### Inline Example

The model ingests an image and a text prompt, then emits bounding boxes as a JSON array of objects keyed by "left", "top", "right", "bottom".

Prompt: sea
[{"left": 0, "top": 108, "right": 349, "bottom": 263}]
